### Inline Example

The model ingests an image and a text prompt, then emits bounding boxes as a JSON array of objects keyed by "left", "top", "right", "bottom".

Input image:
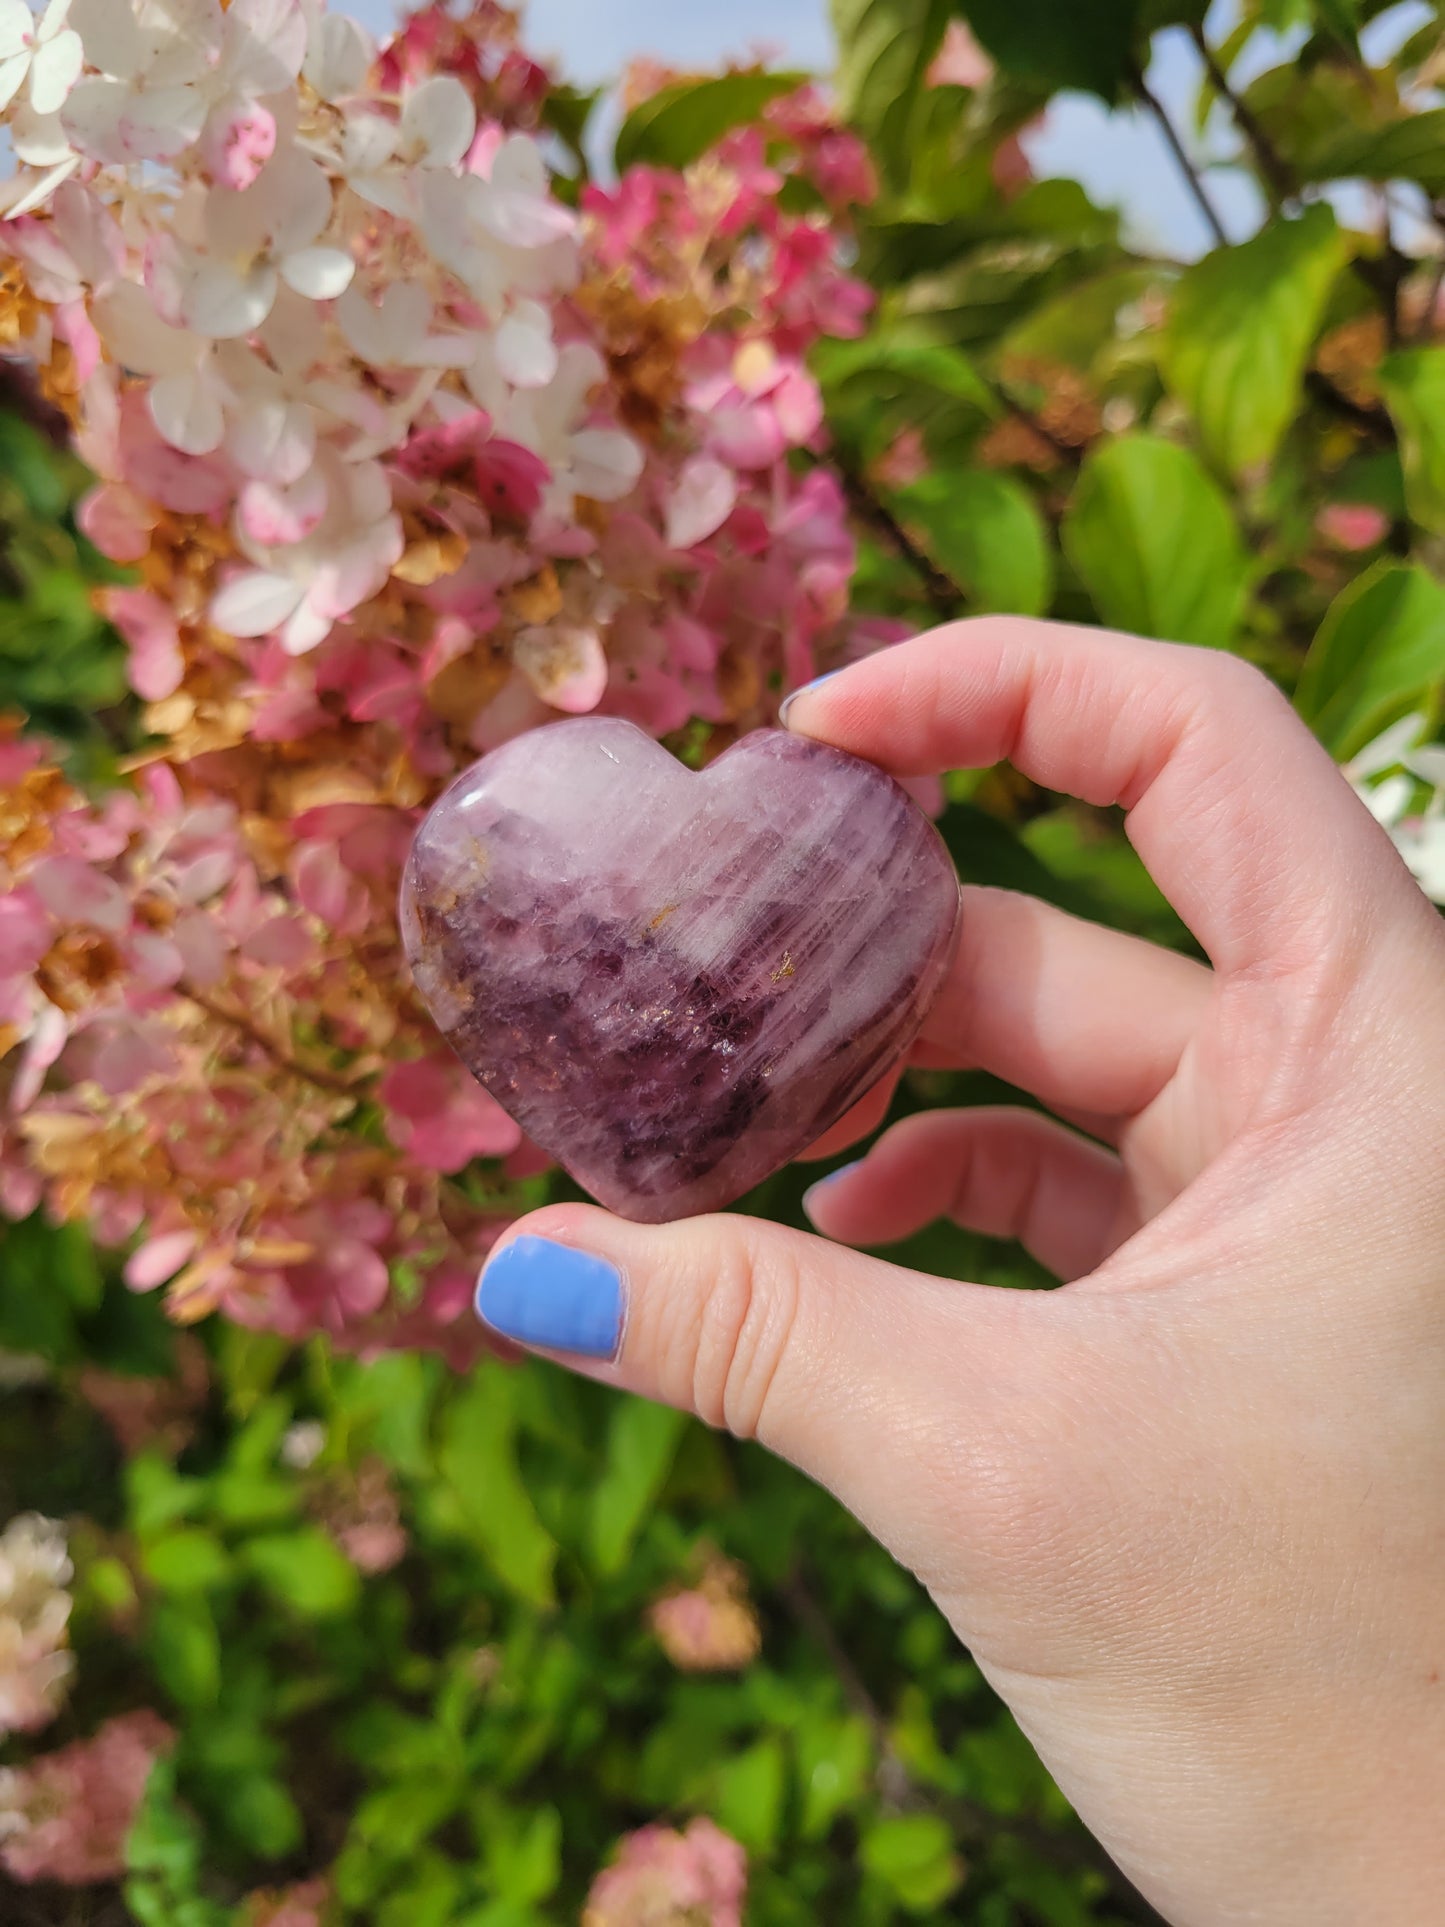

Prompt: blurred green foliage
[{"left": 0, "top": 397, "right": 128, "bottom": 762}]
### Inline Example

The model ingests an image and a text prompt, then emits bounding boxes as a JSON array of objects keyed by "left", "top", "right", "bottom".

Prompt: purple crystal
[{"left": 399, "top": 719, "right": 961, "bottom": 1223}]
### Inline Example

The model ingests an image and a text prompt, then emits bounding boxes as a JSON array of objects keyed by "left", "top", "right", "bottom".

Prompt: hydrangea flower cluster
[
  {"left": 649, "top": 1552, "right": 762, "bottom": 1672},
  {"left": 0, "top": 1, "right": 879, "bottom": 1350},
  {"left": 583, "top": 1816, "right": 748, "bottom": 1927},
  {"left": 0, "top": 1706, "right": 173, "bottom": 1883},
  {"left": 0, "top": 1511, "right": 73, "bottom": 1736}
]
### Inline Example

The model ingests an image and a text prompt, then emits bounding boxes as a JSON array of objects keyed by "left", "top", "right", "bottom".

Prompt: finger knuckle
[{"left": 688, "top": 1221, "right": 803, "bottom": 1442}]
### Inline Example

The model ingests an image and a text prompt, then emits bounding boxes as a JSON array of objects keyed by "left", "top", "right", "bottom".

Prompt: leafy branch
[
  {"left": 784, "top": 1570, "right": 1170, "bottom": 1927},
  {"left": 836, "top": 462, "right": 964, "bottom": 618}
]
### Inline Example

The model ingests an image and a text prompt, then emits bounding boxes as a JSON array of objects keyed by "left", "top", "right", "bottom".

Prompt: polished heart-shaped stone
[{"left": 399, "top": 719, "right": 961, "bottom": 1223}]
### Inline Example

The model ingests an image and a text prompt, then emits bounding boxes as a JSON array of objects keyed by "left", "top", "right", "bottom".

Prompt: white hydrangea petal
[
  {"left": 141, "top": 0, "right": 223, "bottom": 90},
  {"left": 302, "top": 6, "right": 371, "bottom": 100},
  {"left": 28, "top": 27, "right": 82, "bottom": 113},
  {"left": 93, "top": 284, "right": 202, "bottom": 375},
  {"left": 120, "top": 82, "right": 208, "bottom": 160},
  {"left": 150, "top": 368, "right": 225, "bottom": 454},
  {"left": 348, "top": 171, "right": 415, "bottom": 220},
  {"left": 495, "top": 306, "right": 558, "bottom": 389},
  {"left": 2, "top": 154, "right": 79, "bottom": 214},
  {"left": 280, "top": 596, "right": 333, "bottom": 655},
  {"left": 514, "top": 623, "right": 608, "bottom": 715},
  {"left": 36, "top": 0, "right": 74, "bottom": 42},
  {"left": 227, "top": 395, "right": 315, "bottom": 483},
  {"left": 489, "top": 133, "right": 548, "bottom": 196},
  {"left": 464, "top": 338, "right": 506, "bottom": 414},
  {"left": 570, "top": 428, "right": 644, "bottom": 502},
  {"left": 336, "top": 281, "right": 422, "bottom": 363},
  {"left": 60, "top": 73, "right": 128, "bottom": 159},
  {"left": 11, "top": 103, "right": 73, "bottom": 165},
  {"left": 280, "top": 244, "right": 353, "bottom": 300},
  {"left": 211, "top": 568, "right": 306, "bottom": 638},
  {"left": 183, "top": 257, "right": 278, "bottom": 338},
  {"left": 267, "top": 149, "right": 333, "bottom": 253},
  {"left": 69, "top": 0, "right": 145, "bottom": 77},
  {"left": 0, "top": 0, "right": 32, "bottom": 61},
  {"left": 476, "top": 180, "right": 576, "bottom": 250},
  {"left": 222, "top": 0, "right": 306, "bottom": 96},
  {"left": 258, "top": 285, "right": 326, "bottom": 373},
  {"left": 667, "top": 456, "right": 738, "bottom": 550},
  {"left": 340, "top": 108, "right": 396, "bottom": 175},
  {"left": 0, "top": 51, "right": 30, "bottom": 111},
  {"left": 402, "top": 75, "right": 475, "bottom": 168}
]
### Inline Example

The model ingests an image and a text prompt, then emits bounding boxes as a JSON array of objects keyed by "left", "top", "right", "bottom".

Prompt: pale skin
[{"left": 489, "top": 618, "right": 1445, "bottom": 1924}]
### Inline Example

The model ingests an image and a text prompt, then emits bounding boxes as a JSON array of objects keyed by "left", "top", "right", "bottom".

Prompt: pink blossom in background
[
  {"left": 583, "top": 1818, "right": 748, "bottom": 1927},
  {"left": 0, "top": 1710, "right": 174, "bottom": 1884},
  {"left": 1317, "top": 502, "right": 1390, "bottom": 551},
  {"left": 243, "top": 1879, "right": 332, "bottom": 1927}
]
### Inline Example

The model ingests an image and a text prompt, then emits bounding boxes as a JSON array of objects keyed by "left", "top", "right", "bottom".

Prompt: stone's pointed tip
[{"left": 403, "top": 716, "right": 960, "bottom": 1222}]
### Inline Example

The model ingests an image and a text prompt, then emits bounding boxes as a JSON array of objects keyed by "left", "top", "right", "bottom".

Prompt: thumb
[{"left": 474, "top": 1203, "right": 1045, "bottom": 1572}]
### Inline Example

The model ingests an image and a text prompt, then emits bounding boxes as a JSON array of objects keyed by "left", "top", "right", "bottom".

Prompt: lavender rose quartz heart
[{"left": 399, "top": 719, "right": 962, "bottom": 1223}]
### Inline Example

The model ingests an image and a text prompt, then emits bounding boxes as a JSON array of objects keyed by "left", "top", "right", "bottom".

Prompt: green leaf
[
  {"left": 354, "top": 1777, "right": 462, "bottom": 1855},
  {"left": 146, "top": 1599, "right": 222, "bottom": 1708},
  {"left": 243, "top": 1526, "right": 361, "bottom": 1618},
  {"left": 124, "top": 1756, "right": 232, "bottom": 1927},
  {"left": 1304, "top": 106, "right": 1445, "bottom": 192},
  {"left": 0, "top": 414, "right": 72, "bottom": 518},
  {"left": 1161, "top": 205, "right": 1346, "bottom": 474},
  {"left": 712, "top": 1736, "right": 788, "bottom": 1855},
  {"left": 956, "top": 0, "right": 1142, "bottom": 99},
  {"left": 437, "top": 1367, "right": 556, "bottom": 1606},
  {"left": 590, "top": 1396, "right": 687, "bottom": 1576},
  {"left": 1062, "top": 433, "right": 1249, "bottom": 648},
  {"left": 832, "top": 0, "right": 952, "bottom": 187},
  {"left": 141, "top": 1528, "right": 232, "bottom": 1595},
  {"left": 816, "top": 333, "right": 998, "bottom": 418},
  {"left": 480, "top": 1801, "right": 562, "bottom": 1905},
  {"left": 891, "top": 470, "right": 1053, "bottom": 615},
  {"left": 223, "top": 1774, "right": 304, "bottom": 1861},
  {"left": 796, "top": 1715, "right": 874, "bottom": 1841},
  {"left": 614, "top": 71, "right": 807, "bottom": 174},
  {"left": 1296, "top": 560, "right": 1445, "bottom": 757},
  {"left": 861, "top": 1811, "right": 965, "bottom": 1911},
  {"left": 1379, "top": 348, "right": 1445, "bottom": 535}
]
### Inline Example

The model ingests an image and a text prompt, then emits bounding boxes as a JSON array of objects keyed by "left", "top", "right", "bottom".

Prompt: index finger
[{"left": 786, "top": 618, "right": 1410, "bottom": 976}]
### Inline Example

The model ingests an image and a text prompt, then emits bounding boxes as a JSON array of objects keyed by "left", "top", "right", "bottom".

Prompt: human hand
[{"left": 476, "top": 619, "right": 1445, "bottom": 1925}]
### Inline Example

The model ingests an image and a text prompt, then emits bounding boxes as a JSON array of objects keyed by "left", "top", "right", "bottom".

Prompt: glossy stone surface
[{"left": 400, "top": 719, "right": 961, "bottom": 1223}]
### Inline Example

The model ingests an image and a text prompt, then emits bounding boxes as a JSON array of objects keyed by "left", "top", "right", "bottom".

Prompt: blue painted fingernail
[
  {"left": 780, "top": 668, "right": 847, "bottom": 728},
  {"left": 476, "top": 1237, "right": 624, "bottom": 1358},
  {"left": 803, "top": 1161, "right": 862, "bottom": 1221}
]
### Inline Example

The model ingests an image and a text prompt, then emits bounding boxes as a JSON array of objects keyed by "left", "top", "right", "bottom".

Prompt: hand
[{"left": 477, "top": 619, "right": 1445, "bottom": 1925}]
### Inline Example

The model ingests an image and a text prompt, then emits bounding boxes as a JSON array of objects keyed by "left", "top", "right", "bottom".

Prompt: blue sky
[{"left": 348, "top": 0, "right": 1434, "bottom": 260}]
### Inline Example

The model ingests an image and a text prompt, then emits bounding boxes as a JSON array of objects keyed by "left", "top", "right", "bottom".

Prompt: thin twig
[
  {"left": 1188, "top": 22, "right": 1413, "bottom": 338},
  {"left": 180, "top": 989, "right": 360, "bottom": 1099},
  {"left": 835, "top": 465, "right": 962, "bottom": 619},
  {"left": 988, "top": 376, "right": 1084, "bottom": 467},
  {"left": 783, "top": 1570, "right": 1169, "bottom": 1925},
  {"left": 1131, "top": 63, "right": 1229, "bottom": 249},
  {"left": 1188, "top": 22, "right": 1294, "bottom": 207}
]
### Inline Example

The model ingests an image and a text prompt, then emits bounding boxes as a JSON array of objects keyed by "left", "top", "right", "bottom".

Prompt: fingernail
[
  {"left": 780, "top": 668, "right": 847, "bottom": 729},
  {"left": 476, "top": 1236, "right": 624, "bottom": 1359},
  {"left": 803, "top": 1160, "right": 862, "bottom": 1223}
]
